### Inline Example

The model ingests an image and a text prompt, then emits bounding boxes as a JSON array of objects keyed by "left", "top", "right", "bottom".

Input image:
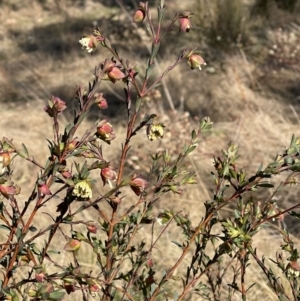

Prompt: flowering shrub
[{"left": 0, "top": 1, "right": 300, "bottom": 301}]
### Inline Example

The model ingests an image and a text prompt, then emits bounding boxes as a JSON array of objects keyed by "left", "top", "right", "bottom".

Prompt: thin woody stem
[{"left": 3, "top": 193, "right": 46, "bottom": 286}]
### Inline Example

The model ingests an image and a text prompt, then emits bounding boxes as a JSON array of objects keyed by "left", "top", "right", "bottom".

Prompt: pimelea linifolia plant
[{"left": 0, "top": 1, "right": 300, "bottom": 301}]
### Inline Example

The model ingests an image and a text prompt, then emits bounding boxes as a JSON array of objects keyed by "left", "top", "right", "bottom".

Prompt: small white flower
[
  {"left": 79, "top": 36, "right": 97, "bottom": 53},
  {"left": 73, "top": 180, "right": 92, "bottom": 199},
  {"left": 147, "top": 124, "right": 164, "bottom": 141}
]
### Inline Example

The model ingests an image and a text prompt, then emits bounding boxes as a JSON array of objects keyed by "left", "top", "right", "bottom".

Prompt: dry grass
[{"left": 1, "top": 0, "right": 300, "bottom": 300}]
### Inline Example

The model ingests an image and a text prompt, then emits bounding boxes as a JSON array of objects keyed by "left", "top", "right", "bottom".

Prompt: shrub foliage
[{"left": 0, "top": 1, "right": 300, "bottom": 301}]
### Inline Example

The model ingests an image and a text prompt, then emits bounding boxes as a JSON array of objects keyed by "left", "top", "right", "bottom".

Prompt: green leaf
[
  {"left": 185, "top": 144, "right": 197, "bottom": 155},
  {"left": 171, "top": 241, "right": 182, "bottom": 248},
  {"left": 229, "top": 168, "right": 237, "bottom": 179},
  {"left": 257, "top": 163, "right": 263, "bottom": 173},
  {"left": 48, "top": 249, "right": 61, "bottom": 254},
  {"left": 31, "top": 244, "right": 41, "bottom": 255},
  {"left": 44, "top": 162, "right": 54, "bottom": 177},
  {"left": 0, "top": 224, "right": 10, "bottom": 231},
  {"left": 223, "top": 163, "right": 229, "bottom": 176},
  {"left": 173, "top": 291, "right": 178, "bottom": 301},
  {"left": 48, "top": 291, "right": 65, "bottom": 300},
  {"left": 191, "top": 129, "right": 197, "bottom": 141},
  {"left": 256, "top": 183, "right": 274, "bottom": 188},
  {"left": 150, "top": 42, "right": 161, "bottom": 63},
  {"left": 12, "top": 293, "right": 19, "bottom": 301},
  {"left": 16, "top": 227, "right": 22, "bottom": 240},
  {"left": 200, "top": 117, "right": 213, "bottom": 132},
  {"left": 16, "top": 143, "right": 29, "bottom": 158},
  {"left": 246, "top": 282, "right": 257, "bottom": 293},
  {"left": 150, "top": 283, "right": 158, "bottom": 296},
  {"left": 135, "top": 97, "right": 142, "bottom": 112},
  {"left": 148, "top": 83, "right": 162, "bottom": 91},
  {"left": 73, "top": 231, "right": 86, "bottom": 241},
  {"left": 104, "top": 37, "right": 111, "bottom": 48},
  {"left": 64, "top": 123, "right": 73, "bottom": 136},
  {"left": 29, "top": 226, "right": 37, "bottom": 232},
  {"left": 289, "top": 211, "right": 300, "bottom": 220},
  {"left": 234, "top": 210, "right": 240, "bottom": 219},
  {"left": 52, "top": 163, "right": 60, "bottom": 176},
  {"left": 76, "top": 111, "right": 88, "bottom": 127},
  {"left": 157, "top": 3, "right": 166, "bottom": 23}
]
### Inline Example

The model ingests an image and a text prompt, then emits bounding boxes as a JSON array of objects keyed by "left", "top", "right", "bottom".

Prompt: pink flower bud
[
  {"left": 44, "top": 96, "right": 67, "bottom": 117},
  {"left": 187, "top": 54, "right": 206, "bottom": 70},
  {"left": 130, "top": 176, "right": 148, "bottom": 196},
  {"left": 178, "top": 11, "right": 193, "bottom": 32},
  {"left": 179, "top": 17, "right": 192, "bottom": 32},
  {"left": 64, "top": 239, "right": 81, "bottom": 252},
  {"left": 147, "top": 258, "right": 153, "bottom": 267},
  {"left": 89, "top": 283, "right": 100, "bottom": 292},
  {"left": 97, "top": 120, "right": 113, "bottom": 134},
  {"left": 94, "top": 93, "right": 108, "bottom": 109},
  {"left": 133, "top": 2, "right": 146, "bottom": 23},
  {"left": 0, "top": 182, "right": 20, "bottom": 198},
  {"left": 86, "top": 223, "right": 98, "bottom": 234},
  {"left": 101, "top": 167, "right": 117, "bottom": 187},
  {"left": 61, "top": 169, "right": 72, "bottom": 179},
  {"left": 102, "top": 60, "right": 116, "bottom": 73},
  {"left": 96, "top": 121, "right": 116, "bottom": 144},
  {"left": 0, "top": 152, "right": 11, "bottom": 167},
  {"left": 87, "top": 279, "right": 101, "bottom": 292},
  {"left": 133, "top": 9, "right": 145, "bottom": 23},
  {"left": 67, "top": 139, "right": 78, "bottom": 150},
  {"left": 35, "top": 271, "right": 45, "bottom": 283},
  {"left": 38, "top": 183, "right": 52, "bottom": 197},
  {"left": 286, "top": 261, "right": 300, "bottom": 278},
  {"left": 127, "top": 68, "right": 138, "bottom": 80},
  {"left": 108, "top": 67, "right": 126, "bottom": 83}
]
